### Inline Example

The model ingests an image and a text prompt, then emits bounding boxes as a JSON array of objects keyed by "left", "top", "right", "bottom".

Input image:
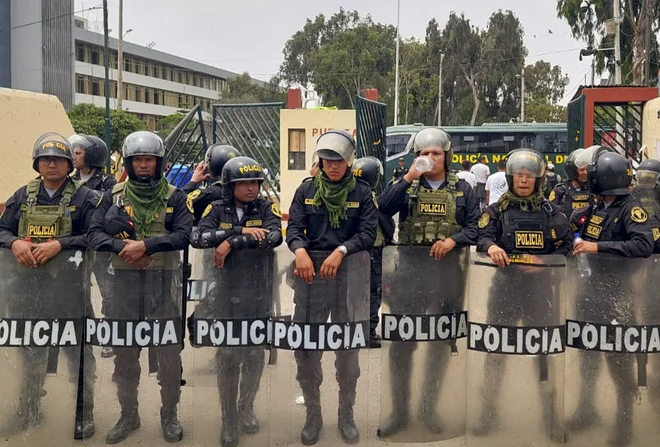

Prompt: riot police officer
[
  {"left": 183, "top": 144, "right": 242, "bottom": 224},
  {"left": 70, "top": 134, "right": 116, "bottom": 192},
  {"left": 286, "top": 129, "right": 377, "bottom": 445},
  {"left": 631, "top": 158, "right": 660, "bottom": 215},
  {"left": 392, "top": 157, "right": 408, "bottom": 182},
  {"left": 543, "top": 162, "right": 560, "bottom": 198},
  {"left": 473, "top": 149, "right": 572, "bottom": 438},
  {"left": 191, "top": 156, "right": 282, "bottom": 447},
  {"left": 566, "top": 147, "right": 653, "bottom": 446},
  {"left": 0, "top": 132, "right": 99, "bottom": 439},
  {"left": 88, "top": 131, "right": 192, "bottom": 444},
  {"left": 377, "top": 127, "right": 479, "bottom": 437},
  {"left": 352, "top": 156, "right": 395, "bottom": 348},
  {"left": 549, "top": 148, "right": 594, "bottom": 218}
]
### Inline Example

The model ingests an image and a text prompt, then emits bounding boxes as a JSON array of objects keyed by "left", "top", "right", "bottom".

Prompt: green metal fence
[
  {"left": 355, "top": 95, "right": 388, "bottom": 192},
  {"left": 567, "top": 95, "right": 585, "bottom": 152},
  {"left": 213, "top": 103, "right": 284, "bottom": 202},
  {"left": 163, "top": 105, "right": 209, "bottom": 184}
]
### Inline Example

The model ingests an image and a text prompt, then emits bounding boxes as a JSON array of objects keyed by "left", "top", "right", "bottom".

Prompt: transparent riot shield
[
  {"left": 466, "top": 252, "right": 566, "bottom": 447},
  {"left": 378, "top": 246, "right": 468, "bottom": 443},
  {"left": 0, "top": 248, "right": 88, "bottom": 444},
  {"left": 272, "top": 249, "right": 370, "bottom": 446},
  {"left": 564, "top": 253, "right": 660, "bottom": 447},
  {"left": 84, "top": 251, "right": 184, "bottom": 446},
  {"left": 190, "top": 247, "right": 277, "bottom": 446}
]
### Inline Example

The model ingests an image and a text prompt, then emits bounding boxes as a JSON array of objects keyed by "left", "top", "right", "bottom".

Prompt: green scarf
[
  {"left": 498, "top": 190, "right": 545, "bottom": 212},
  {"left": 313, "top": 171, "right": 356, "bottom": 229},
  {"left": 124, "top": 178, "right": 170, "bottom": 238}
]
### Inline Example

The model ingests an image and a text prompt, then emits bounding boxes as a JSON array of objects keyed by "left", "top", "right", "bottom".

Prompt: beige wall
[
  {"left": 643, "top": 97, "right": 660, "bottom": 160},
  {"left": 279, "top": 109, "right": 356, "bottom": 215},
  {"left": 0, "top": 88, "right": 75, "bottom": 202}
]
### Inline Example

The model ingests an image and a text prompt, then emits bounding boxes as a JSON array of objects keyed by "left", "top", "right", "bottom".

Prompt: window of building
[
  {"left": 144, "top": 88, "right": 151, "bottom": 104},
  {"left": 178, "top": 71, "right": 184, "bottom": 84},
  {"left": 92, "top": 79, "right": 100, "bottom": 96},
  {"left": 153, "top": 90, "right": 160, "bottom": 105},
  {"left": 74, "top": 18, "right": 85, "bottom": 29},
  {"left": 124, "top": 58, "right": 132, "bottom": 73},
  {"left": 288, "top": 129, "right": 306, "bottom": 170},
  {"left": 76, "top": 43, "right": 85, "bottom": 62},
  {"left": 76, "top": 75, "right": 86, "bottom": 94},
  {"left": 91, "top": 49, "right": 99, "bottom": 65},
  {"left": 135, "top": 86, "right": 141, "bottom": 102}
]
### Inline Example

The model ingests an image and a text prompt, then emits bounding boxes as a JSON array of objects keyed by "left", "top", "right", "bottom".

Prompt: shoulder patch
[
  {"left": 653, "top": 228, "right": 660, "bottom": 241},
  {"left": 271, "top": 203, "right": 282, "bottom": 218},
  {"left": 186, "top": 189, "right": 201, "bottom": 213},
  {"left": 631, "top": 206, "right": 648, "bottom": 223},
  {"left": 478, "top": 212, "right": 490, "bottom": 229},
  {"left": 548, "top": 190, "right": 556, "bottom": 202},
  {"left": 201, "top": 204, "right": 213, "bottom": 219}
]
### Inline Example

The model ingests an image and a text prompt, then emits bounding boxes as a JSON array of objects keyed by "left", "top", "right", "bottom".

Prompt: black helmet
[
  {"left": 121, "top": 131, "right": 166, "bottom": 181},
  {"left": 205, "top": 144, "right": 242, "bottom": 178},
  {"left": 636, "top": 158, "right": 660, "bottom": 190},
  {"left": 587, "top": 147, "right": 632, "bottom": 195},
  {"left": 69, "top": 134, "right": 109, "bottom": 168},
  {"left": 412, "top": 127, "right": 453, "bottom": 171},
  {"left": 564, "top": 148, "right": 585, "bottom": 180},
  {"left": 314, "top": 130, "right": 356, "bottom": 167},
  {"left": 352, "top": 156, "right": 383, "bottom": 190},
  {"left": 221, "top": 156, "right": 265, "bottom": 199},
  {"left": 32, "top": 132, "right": 74, "bottom": 173},
  {"left": 504, "top": 148, "right": 546, "bottom": 193}
]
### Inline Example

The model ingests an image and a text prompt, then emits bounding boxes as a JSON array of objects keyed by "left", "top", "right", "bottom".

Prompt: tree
[
  {"left": 219, "top": 73, "right": 287, "bottom": 104},
  {"left": 67, "top": 104, "right": 147, "bottom": 153},
  {"left": 522, "top": 60, "right": 570, "bottom": 122},
  {"left": 557, "top": 0, "right": 659, "bottom": 85}
]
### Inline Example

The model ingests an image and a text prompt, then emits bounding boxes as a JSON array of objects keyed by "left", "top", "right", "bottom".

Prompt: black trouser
[{"left": 370, "top": 246, "right": 383, "bottom": 335}]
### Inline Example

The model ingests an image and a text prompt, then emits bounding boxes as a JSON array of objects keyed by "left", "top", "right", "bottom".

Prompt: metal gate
[
  {"left": 567, "top": 95, "right": 585, "bottom": 152},
  {"left": 355, "top": 95, "right": 388, "bottom": 193},
  {"left": 213, "top": 103, "right": 284, "bottom": 203},
  {"left": 163, "top": 105, "right": 209, "bottom": 187}
]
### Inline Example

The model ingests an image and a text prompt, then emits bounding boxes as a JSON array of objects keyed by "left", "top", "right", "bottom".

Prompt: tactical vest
[
  {"left": 581, "top": 205, "right": 610, "bottom": 242},
  {"left": 562, "top": 182, "right": 593, "bottom": 218},
  {"left": 110, "top": 181, "right": 178, "bottom": 270},
  {"left": 398, "top": 174, "right": 462, "bottom": 246},
  {"left": 498, "top": 204, "right": 553, "bottom": 254},
  {"left": 545, "top": 173, "right": 559, "bottom": 196},
  {"left": 18, "top": 179, "right": 81, "bottom": 242}
]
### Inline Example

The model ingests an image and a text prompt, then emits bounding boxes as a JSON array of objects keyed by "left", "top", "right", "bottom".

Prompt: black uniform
[
  {"left": 72, "top": 169, "right": 116, "bottom": 193},
  {"left": 549, "top": 180, "right": 593, "bottom": 219},
  {"left": 286, "top": 176, "right": 377, "bottom": 431},
  {"left": 0, "top": 178, "right": 99, "bottom": 433},
  {"left": 543, "top": 172, "right": 560, "bottom": 198},
  {"left": 392, "top": 165, "right": 408, "bottom": 181},
  {"left": 651, "top": 213, "right": 660, "bottom": 253},
  {"left": 87, "top": 186, "right": 192, "bottom": 425},
  {"left": 182, "top": 181, "right": 223, "bottom": 225}
]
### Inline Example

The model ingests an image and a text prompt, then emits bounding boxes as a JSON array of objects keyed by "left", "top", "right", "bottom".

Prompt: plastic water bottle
[
  {"left": 414, "top": 156, "right": 434, "bottom": 173},
  {"left": 574, "top": 233, "right": 592, "bottom": 277}
]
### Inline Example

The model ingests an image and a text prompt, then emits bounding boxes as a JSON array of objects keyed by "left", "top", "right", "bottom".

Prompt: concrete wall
[
  {"left": 41, "top": 0, "right": 75, "bottom": 109},
  {"left": 10, "top": 0, "right": 43, "bottom": 94},
  {"left": 643, "top": 97, "right": 660, "bottom": 160},
  {"left": 0, "top": 0, "right": 10, "bottom": 88},
  {"left": 279, "top": 109, "right": 356, "bottom": 215},
  {"left": 0, "top": 88, "right": 74, "bottom": 202}
]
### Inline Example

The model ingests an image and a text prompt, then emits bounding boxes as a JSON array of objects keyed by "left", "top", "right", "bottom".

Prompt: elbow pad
[
  {"left": 228, "top": 235, "right": 259, "bottom": 250},
  {"left": 191, "top": 229, "right": 231, "bottom": 249},
  {"left": 259, "top": 230, "right": 283, "bottom": 249}
]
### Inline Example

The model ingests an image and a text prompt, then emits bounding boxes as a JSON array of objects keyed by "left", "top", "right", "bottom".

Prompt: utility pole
[
  {"left": 644, "top": 0, "right": 651, "bottom": 85},
  {"left": 117, "top": 0, "right": 124, "bottom": 109},
  {"left": 591, "top": 58, "right": 596, "bottom": 85},
  {"left": 437, "top": 52, "right": 444, "bottom": 126},
  {"left": 520, "top": 68, "right": 525, "bottom": 122},
  {"left": 613, "top": 0, "right": 622, "bottom": 84},
  {"left": 393, "top": 0, "right": 400, "bottom": 126},
  {"left": 103, "top": 0, "right": 111, "bottom": 172}
]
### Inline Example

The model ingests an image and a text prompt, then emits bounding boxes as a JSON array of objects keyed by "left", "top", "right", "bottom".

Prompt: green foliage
[
  {"left": 67, "top": 104, "right": 147, "bottom": 152},
  {"left": 219, "top": 73, "right": 287, "bottom": 104}
]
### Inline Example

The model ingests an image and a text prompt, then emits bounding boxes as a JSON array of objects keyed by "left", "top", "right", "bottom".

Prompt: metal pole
[
  {"left": 614, "top": 0, "right": 622, "bottom": 84},
  {"left": 117, "top": 0, "right": 124, "bottom": 109},
  {"left": 591, "top": 58, "right": 596, "bottom": 85},
  {"left": 645, "top": 0, "right": 651, "bottom": 85},
  {"left": 520, "top": 68, "right": 525, "bottom": 122},
  {"left": 437, "top": 53, "right": 444, "bottom": 126},
  {"left": 393, "top": 0, "right": 400, "bottom": 126},
  {"left": 103, "top": 0, "right": 111, "bottom": 172}
]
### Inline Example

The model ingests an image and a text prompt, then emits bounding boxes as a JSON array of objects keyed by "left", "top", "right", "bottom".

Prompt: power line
[{"left": 0, "top": 5, "right": 102, "bottom": 33}]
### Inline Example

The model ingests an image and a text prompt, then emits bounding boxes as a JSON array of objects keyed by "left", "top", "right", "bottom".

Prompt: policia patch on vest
[
  {"left": 478, "top": 213, "right": 490, "bottom": 228},
  {"left": 186, "top": 190, "right": 201, "bottom": 213},
  {"left": 631, "top": 206, "right": 648, "bottom": 223},
  {"left": 202, "top": 204, "right": 213, "bottom": 219},
  {"left": 419, "top": 203, "right": 446, "bottom": 215},
  {"left": 27, "top": 223, "right": 58, "bottom": 239},
  {"left": 515, "top": 231, "right": 544, "bottom": 249}
]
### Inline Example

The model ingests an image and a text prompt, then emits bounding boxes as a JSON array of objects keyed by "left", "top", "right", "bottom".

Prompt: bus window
[{"left": 386, "top": 134, "right": 412, "bottom": 157}]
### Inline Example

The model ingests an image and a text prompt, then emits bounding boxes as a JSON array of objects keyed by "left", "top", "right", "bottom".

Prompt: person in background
[
  {"left": 392, "top": 157, "right": 408, "bottom": 182},
  {"left": 457, "top": 160, "right": 477, "bottom": 190},
  {"left": 485, "top": 159, "right": 508, "bottom": 206},
  {"left": 543, "top": 162, "right": 561, "bottom": 198},
  {"left": 470, "top": 155, "right": 491, "bottom": 210}
]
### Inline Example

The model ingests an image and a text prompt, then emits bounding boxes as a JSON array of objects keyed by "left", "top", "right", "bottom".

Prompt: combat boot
[
  {"left": 106, "top": 387, "right": 140, "bottom": 445},
  {"left": 300, "top": 386, "right": 323, "bottom": 445},
  {"left": 472, "top": 403, "right": 498, "bottom": 437},
  {"left": 238, "top": 350, "right": 264, "bottom": 434},
  {"left": 608, "top": 393, "right": 633, "bottom": 446},
  {"left": 377, "top": 356, "right": 411, "bottom": 438},
  {"left": 418, "top": 400, "right": 444, "bottom": 434},
  {"left": 160, "top": 386, "right": 183, "bottom": 443},
  {"left": 338, "top": 381, "right": 359, "bottom": 444},
  {"left": 565, "top": 402, "right": 600, "bottom": 433},
  {"left": 74, "top": 410, "right": 95, "bottom": 440},
  {"left": 218, "top": 364, "right": 239, "bottom": 447}
]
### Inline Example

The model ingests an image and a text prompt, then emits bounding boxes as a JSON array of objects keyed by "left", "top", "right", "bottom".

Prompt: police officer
[
  {"left": 351, "top": 156, "right": 395, "bottom": 348},
  {"left": 70, "top": 134, "right": 116, "bottom": 192},
  {"left": 183, "top": 144, "right": 242, "bottom": 224},
  {"left": 88, "top": 131, "right": 192, "bottom": 444},
  {"left": 191, "top": 156, "right": 282, "bottom": 447},
  {"left": 549, "top": 148, "right": 594, "bottom": 218},
  {"left": 473, "top": 149, "right": 572, "bottom": 438},
  {"left": 543, "top": 162, "right": 560, "bottom": 198},
  {"left": 377, "top": 127, "right": 479, "bottom": 437},
  {"left": 286, "top": 129, "right": 377, "bottom": 445},
  {"left": 392, "top": 157, "right": 408, "bottom": 182},
  {"left": 566, "top": 147, "right": 653, "bottom": 446},
  {"left": 631, "top": 158, "right": 660, "bottom": 215},
  {"left": 0, "top": 132, "right": 99, "bottom": 439}
]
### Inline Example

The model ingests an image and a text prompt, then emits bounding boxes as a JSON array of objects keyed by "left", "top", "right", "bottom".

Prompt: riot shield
[
  {"left": 466, "top": 252, "right": 566, "bottom": 447},
  {"left": 0, "top": 248, "right": 88, "bottom": 444},
  {"left": 378, "top": 246, "right": 468, "bottom": 443},
  {"left": 564, "top": 253, "right": 660, "bottom": 447},
  {"left": 271, "top": 249, "right": 370, "bottom": 446},
  {"left": 189, "top": 247, "right": 278, "bottom": 446},
  {"left": 84, "top": 251, "right": 184, "bottom": 446}
]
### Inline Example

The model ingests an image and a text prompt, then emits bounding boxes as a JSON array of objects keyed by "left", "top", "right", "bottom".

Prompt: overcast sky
[{"left": 76, "top": 0, "right": 598, "bottom": 105}]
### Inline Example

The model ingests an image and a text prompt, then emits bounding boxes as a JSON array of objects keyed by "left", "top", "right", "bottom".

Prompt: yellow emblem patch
[
  {"left": 478, "top": 213, "right": 490, "bottom": 229},
  {"left": 551, "top": 229, "right": 557, "bottom": 240},
  {"left": 654, "top": 228, "right": 660, "bottom": 241},
  {"left": 271, "top": 203, "right": 282, "bottom": 218},
  {"left": 246, "top": 220, "right": 263, "bottom": 227},
  {"left": 346, "top": 202, "right": 360, "bottom": 209},
  {"left": 304, "top": 198, "right": 316, "bottom": 205},
  {"left": 515, "top": 231, "right": 544, "bottom": 249},
  {"left": 590, "top": 215, "right": 604, "bottom": 225},
  {"left": 548, "top": 190, "right": 556, "bottom": 202},
  {"left": 202, "top": 204, "right": 213, "bottom": 218},
  {"left": 631, "top": 206, "right": 648, "bottom": 223},
  {"left": 186, "top": 190, "right": 201, "bottom": 213},
  {"left": 27, "top": 223, "right": 58, "bottom": 238},
  {"left": 419, "top": 203, "right": 446, "bottom": 214},
  {"left": 585, "top": 224, "right": 602, "bottom": 239},
  {"left": 219, "top": 222, "right": 232, "bottom": 229},
  {"left": 573, "top": 194, "right": 590, "bottom": 201},
  {"left": 67, "top": 206, "right": 76, "bottom": 212}
]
